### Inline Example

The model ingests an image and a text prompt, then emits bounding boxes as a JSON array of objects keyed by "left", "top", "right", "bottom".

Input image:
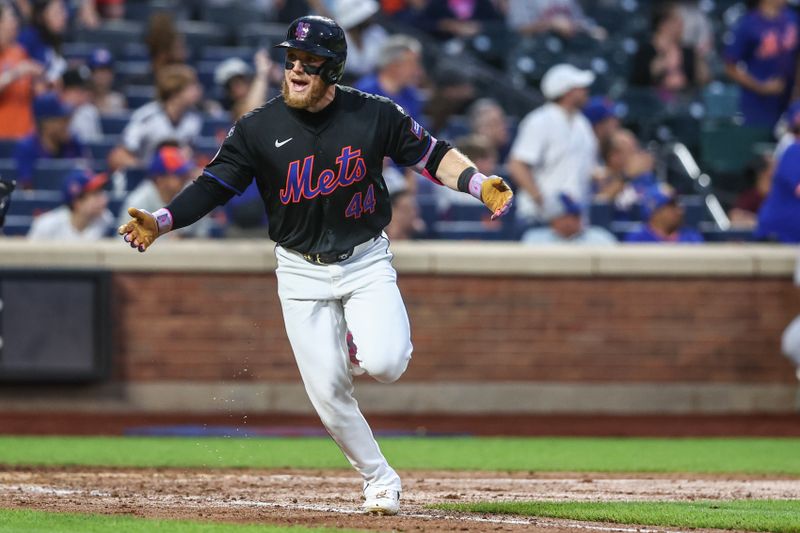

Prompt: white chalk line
[{"left": 0, "top": 482, "right": 688, "bottom": 533}]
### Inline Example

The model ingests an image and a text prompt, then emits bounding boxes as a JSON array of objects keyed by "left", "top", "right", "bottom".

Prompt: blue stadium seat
[
  {"left": 61, "top": 42, "right": 97, "bottom": 62},
  {"left": 87, "top": 139, "right": 118, "bottom": 162},
  {"left": 679, "top": 196, "right": 707, "bottom": 229},
  {"left": 114, "top": 60, "right": 151, "bottom": 86},
  {"left": 124, "top": 168, "right": 147, "bottom": 191},
  {"left": 124, "top": 85, "right": 155, "bottom": 110},
  {"left": 76, "top": 20, "right": 145, "bottom": 55},
  {"left": 0, "top": 157, "right": 16, "bottom": 180},
  {"left": 176, "top": 20, "right": 227, "bottom": 50},
  {"left": 238, "top": 22, "right": 292, "bottom": 49},
  {"left": 201, "top": 46, "right": 254, "bottom": 62},
  {"left": 100, "top": 114, "right": 131, "bottom": 136},
  {"left": 193, "top": 137, "right": 221, "bottom": 157},
  {"left": 589, "top": 201, "right": 613, "bottom": 229},
  {"left": 0, "top": 139, "right": 17, "bottom": 158},
  {"left": 6, "top": 190, "right": 61, "bottom": 216},
  {"left": 121, "top": 42, "right": 149, "bottom": 62},
  {"left": 32, "top": 161, "right": 88, "bottom": 190},
  {"left": 1, "top": 215, "right": 32, "bottom": 236},
  {"left": 202, "top": 116, "right": 232, "bottom": 138},
  {"left": 433, "top": 221, "right": 508, "bottom": 241}
]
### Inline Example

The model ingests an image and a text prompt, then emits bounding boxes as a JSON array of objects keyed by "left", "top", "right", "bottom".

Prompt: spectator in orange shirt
[{"left": 0, "top": 2, "right": 43, "bottom": 139}]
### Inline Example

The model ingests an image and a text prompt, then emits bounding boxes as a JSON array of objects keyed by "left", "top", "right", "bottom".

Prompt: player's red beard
[{"left": 282, "top": 76, "right": 329, "bottom": 110}]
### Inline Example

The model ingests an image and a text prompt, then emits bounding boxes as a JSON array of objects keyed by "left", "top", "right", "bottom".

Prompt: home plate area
[{"left": 1, "top": 468, "right": 799, "bottom": 532}]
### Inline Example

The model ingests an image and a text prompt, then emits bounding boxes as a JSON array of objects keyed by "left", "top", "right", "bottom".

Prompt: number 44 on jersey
[{"left": 346, "top": 185, "right": 376, "bottom": 219}]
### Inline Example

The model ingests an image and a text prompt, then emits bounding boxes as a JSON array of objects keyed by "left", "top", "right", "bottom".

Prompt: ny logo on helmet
[{"left": 295, "top": 22, "right": 311, "bottom": 40}]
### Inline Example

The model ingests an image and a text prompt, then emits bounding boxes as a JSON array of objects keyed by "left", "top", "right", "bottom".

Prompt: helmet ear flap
[{"left": 320, "top": 58, "right": 345, "bottom": 85}]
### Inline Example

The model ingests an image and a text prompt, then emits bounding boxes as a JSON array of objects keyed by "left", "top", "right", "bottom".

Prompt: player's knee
[{"left": 365, "top": 344, "right": 412, "bottom": 384}]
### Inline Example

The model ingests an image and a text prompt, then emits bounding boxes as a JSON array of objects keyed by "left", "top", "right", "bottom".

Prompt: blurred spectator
[
  {"left": 215, "top": 50, "right": 272, "bottom": 122},
  {"left": 421, "top": 0, "right": 502, "bottom": 40},
  {"left": 425, "top": 64, "right": 475, "bottom": 134},
  {"left": 0, "top": 1, "right": 41, "bottom": 139},
  {"left": 355, "top": 34, "right": 424, "bottom": 121},
  {"left": 384, "top": 187, "right": 424, "bottom": 240},
  {"left": 508, "top": 64, "right": 596, "bottom": 227},
  {"left": 728, "top": 153, "right": 774, "bottom": 229},
  {"left": 521, "top": 192, "right": 617, "bottom": 245},
  {"left": 145, "top": 12, "right": 188, "bottom": 77},
  {"left": 17, "top": 0, "right": 67, "bottom": 84},
  {"left": 630, "top": 2, "right": 710, "bottom": 100},
  {"left": 725, "top": 0, "right": 799, "bottom": 128},
  {"left": 117, "top": 144, "right": 211, "bottom": 238},
  {"left": 332, "top": 0, "right": 387, "bottom": 80},
  {"left": 625, "top": 184, "right": 704, "bottom": 243},
  {"left": 436, "top": 134, "right": 495, "bottom": 209},
  {"left": 60, "top": 65, "right": 102, "bottom": 143},
  {"left": 506, "top": 0, "right": 606, "bottom": 40},
  {"left": 677, "top": 0, "right": 714, "bottom": 55},
  {"left": 27, "top": 168, "right": 112, "bottom": 240},
  {"left": 108, "top": 64, "right": 203, "bottom": 171},
  {"left": 467, "top": 98, "right": 511, "bottom": 163},
  {"left": 583, "top": 96, "right": 621, "bottom": 155},
  {"left": 91, "top": 0, "right": 125, "bottom": 21},
  {"left": 596, "top": 128, "right": 657, "bottom": 219},
  {"left": 87, "top": 48, "right": 126, "bottom": 114},
  {"left": 756, "top": 101, "right": 800, "bottom": 242},
  {"left": 389, "top": 0, "right": 428, "bottom": 27},
  {"left": 14, "top": 92, "right": 88, "bottom": 188}
]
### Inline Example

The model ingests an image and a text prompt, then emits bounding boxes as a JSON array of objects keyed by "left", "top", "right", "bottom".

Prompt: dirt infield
[{"left": 1, "top": 467, "right": 799, "bottom": 532}]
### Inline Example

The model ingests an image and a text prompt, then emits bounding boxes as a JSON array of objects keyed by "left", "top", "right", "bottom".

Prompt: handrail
[{"left": 667, "top": 142, "right": 731, "bottom": 231}]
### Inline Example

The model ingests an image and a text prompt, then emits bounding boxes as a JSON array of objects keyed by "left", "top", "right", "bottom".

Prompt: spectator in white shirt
[
  {"left": 521, "top": 192, "right": 617, "bottom": 245},
  {"left": 332, "top": 0, "right": 388, "bottom": 80},
  {"left": 27, "top": 168, "right": 112, "bottom": 240},
  {"left": 108, "top": 64, "right": 203, "bottom": 171},
  {"left": 508, "top": 63, "right": 597, "bottom": 227}
]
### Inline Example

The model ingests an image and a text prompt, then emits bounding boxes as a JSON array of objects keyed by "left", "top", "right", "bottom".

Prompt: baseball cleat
[{"left": 362, "top": 488, "right": 400, "bottom": 515}]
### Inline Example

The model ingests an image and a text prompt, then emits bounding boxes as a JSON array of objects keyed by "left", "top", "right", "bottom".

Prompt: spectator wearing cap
[
  {"left": 596, "top": 128, "right": 658, "bottom": 219},
  {"left": 466, "top": 98, "right": 511, "bottom": 164},
  {"left": 87, "top": 48, "right": 126, "bottom": 114},
  {"left": 756, "top": 101, "right": 800, "bottom": 242},
  {"left": 630, "top": 2, "right": 710, "bottom": 101},
  {"left": 725, "top": 0, "right": 799, "bottom": 128},
  {"left": 27, "top": 168, "right": 112, "bottom": 240},
  {"left": 355, "top": 34, "right": 424, "bottom": 123},
  {"left": 117, "top": 144, "right": 210, "bottom": 238},
  {"left": 583, "top": 96, "right": 621, "bottom": 155},
  {"left": 0, "top": 2, "right": 42, "bottom": 139},
  {"left": 108, "top": 64, "right": 203, "bottom": 171},
  {"left": 14, "top": 92, "right": 88, "bottom": 188},
  {"left": 215, "top": 50, "right": 272, "bottom": 122},
  {"left": 625, "top": 184, "right": 704, "bottom": 243},
  {"left": 331, "top": 0, "right": 387, "bottom": 80},
  {"left": 508, "top": 63, "right": 596, "bottom": 228},
  {"left": 506, "top": 0, "right": 607, "bottom": 41},
  {"left": 17, "top": 0, "right": 67, "bottom": 84},
  {"left": 521, "top": 192, "right": 616, "bottom": 245},
  {"left": 60, "top": 66, "right": 102, "bottom": 143}
]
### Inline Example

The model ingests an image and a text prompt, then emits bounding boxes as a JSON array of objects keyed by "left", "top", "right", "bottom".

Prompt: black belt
[
  {"left": 302, "top": 248, "right": 354, "bottom": 265},
  {"left": 299, "top": 236, "right": 379, "bottom": 265}
]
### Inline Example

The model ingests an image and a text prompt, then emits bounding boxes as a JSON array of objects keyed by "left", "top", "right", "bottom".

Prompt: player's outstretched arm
[{"left": 435, "top": 148, "right": 514, "bottom": 220}]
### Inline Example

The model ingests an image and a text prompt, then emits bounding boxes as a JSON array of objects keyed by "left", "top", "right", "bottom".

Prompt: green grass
[
  {"left": 0, "top": 436, "right": 799, "bottom": 474},
  {"left": 0, "top": 508, "right": 359, "bottom": 533},
  {"left": 431, "top": 500, "right": 800, "bottom": 533}
]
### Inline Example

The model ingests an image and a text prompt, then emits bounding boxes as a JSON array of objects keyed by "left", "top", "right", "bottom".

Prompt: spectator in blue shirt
[
  {"left": 725, "top": 0, "right": 799, "bottom": 128},
  {"left": 17, "top": 0, "right": 67, "bottom": 84},
  {"left": 14, "top": 92, "right": 88, "bottom": 188},
  {"left": 355, "top": 35, "right": 425, "bottom": 123},
  {"left": 625, "top": 184, "right": 704, "bottom": 243},
  {"left": 756, "top": 100, "right": 800, "bottom": 242}
]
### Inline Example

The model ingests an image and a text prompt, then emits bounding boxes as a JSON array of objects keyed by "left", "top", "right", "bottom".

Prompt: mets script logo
[
  {"left": 295, "top": 22, "right": 311, "bottom": 41},
  {"left": 280, "top": 146, "right": 367, "bottom": 204}
]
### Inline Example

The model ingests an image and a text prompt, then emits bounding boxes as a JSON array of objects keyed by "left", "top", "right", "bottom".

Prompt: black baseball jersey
[{"left": 204, "top": 86, "right": 440, "bottom": 255}]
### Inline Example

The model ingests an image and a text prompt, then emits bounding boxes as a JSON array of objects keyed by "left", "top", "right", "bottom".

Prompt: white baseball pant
[{"left": 274, "top": 235, "right": 411, "bottom": 492}]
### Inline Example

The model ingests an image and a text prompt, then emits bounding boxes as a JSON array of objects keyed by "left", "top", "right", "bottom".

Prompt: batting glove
[
  {"left": 466, "top": 173, "right": 514, "bottom": 220},
  {"left": 118, "top": 207, "right": 172, "bottom": 252}
]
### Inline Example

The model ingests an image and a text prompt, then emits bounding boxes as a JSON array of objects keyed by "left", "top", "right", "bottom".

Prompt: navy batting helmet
[{"left": 275, "top": 16, "right": 347, "bottom": 85}]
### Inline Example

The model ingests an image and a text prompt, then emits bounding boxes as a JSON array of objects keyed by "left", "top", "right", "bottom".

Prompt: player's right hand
[{"left": 118, "top": 207, "right": 159, "bottom": 253}]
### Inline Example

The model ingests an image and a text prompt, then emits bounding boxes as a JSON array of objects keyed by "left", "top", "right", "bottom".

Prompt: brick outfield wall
[{"left": 113, "top": 273, "right": 800, "bottom": 385}]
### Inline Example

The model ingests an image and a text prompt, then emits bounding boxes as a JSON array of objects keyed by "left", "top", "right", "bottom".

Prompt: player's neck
[{"left": 306, "top": 85, "right": 337, "bottom": 113}]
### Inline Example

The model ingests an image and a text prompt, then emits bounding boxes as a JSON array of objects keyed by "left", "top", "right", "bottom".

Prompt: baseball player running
[{"left": 119, "top": 16, "right": 513, "bottom": 515}]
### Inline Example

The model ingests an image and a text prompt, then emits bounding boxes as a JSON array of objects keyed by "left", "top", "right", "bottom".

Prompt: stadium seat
[
  {"left": 124, "top": 168, "right": 147, "bottom": 191},
  {"left": 87, "top": 139, "right": 118, "bottom": 162},
  {"left": 32, "top": 161, "right": 89, "bottom": 190},
  {"left": 0, "top": 157, "right": 16, "bottom": 180},
  {"left": 201, "top": 46, "right": 254, "bottom": 62},
  {"left": 238, "top": 22, "right": 293, "bottom": 49},
  {"left": 176, "top": 21, "right": 228, "bottom": 50},
  {"left": 703, "top": 82, "right": 739, "bottom": 119},
  {"left": 100, "top": 114, "right": 132, "bottom": 136},
  {"left": 6, "top": 190, "right": 61, "bottom": 217},
  {"left": 61, "top": 42, "right": 97, "bottom": 62},
  {"left": 700, "top": 120, "right": 772, "bottom": 175},
  {"left": 124, "top": 85, "right": 155, "bottom": 110},
  {"left": 589, "top": 201, "right": 613, "bottom": 229},
  {"left": 76, "top": 20, "right": 144, "bottom": 55},
  {"left": 201, "top": 117, "right": 233, "bottom": 139},
  {"left": 1, "top": 215, "right": 32, "bottom": 236},
  {"left": 193, "top": 137, "right": 222, "bottom": 157},
  {"left": 120, "top": 42, "right": 149, "bottom": 62},
  {"left": 114, "top": 61, "right": 152, "bottom": 87},
  {"left": 0, "top": 139, "right": 17, "bottom": 158},
  {"left": 679, "top": 195, "right": 707, "bottom": 229}
]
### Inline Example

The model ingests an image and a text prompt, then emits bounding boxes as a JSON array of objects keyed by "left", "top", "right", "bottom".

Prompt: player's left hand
[{"left": 481, "top": 176, "right": 514, "bottom": 220}]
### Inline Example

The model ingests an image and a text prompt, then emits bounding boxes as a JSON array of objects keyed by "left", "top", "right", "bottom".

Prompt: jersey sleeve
[
  {"left": 382, "top": 101, "right": 437, "bottom": 174},
  {"left": 202, "top": 121, "right": 256, "bottom": 195}
]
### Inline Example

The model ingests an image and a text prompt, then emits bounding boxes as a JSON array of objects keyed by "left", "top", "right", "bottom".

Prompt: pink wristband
[
  {"left": 152, "top": 208, "right": 173, "bottom": 235},
  {"left": 468, "top": 172, "right": 489, "bottom": 201}
]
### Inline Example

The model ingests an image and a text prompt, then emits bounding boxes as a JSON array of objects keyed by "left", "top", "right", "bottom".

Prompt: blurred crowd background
[{"left": 1, "top": 0, "right": 799, "bottom": 246}]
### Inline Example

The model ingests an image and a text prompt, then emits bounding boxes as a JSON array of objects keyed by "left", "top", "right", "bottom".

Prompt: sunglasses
[{"left": 284, "top": 58, "right": 324, "bottom": 76}]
